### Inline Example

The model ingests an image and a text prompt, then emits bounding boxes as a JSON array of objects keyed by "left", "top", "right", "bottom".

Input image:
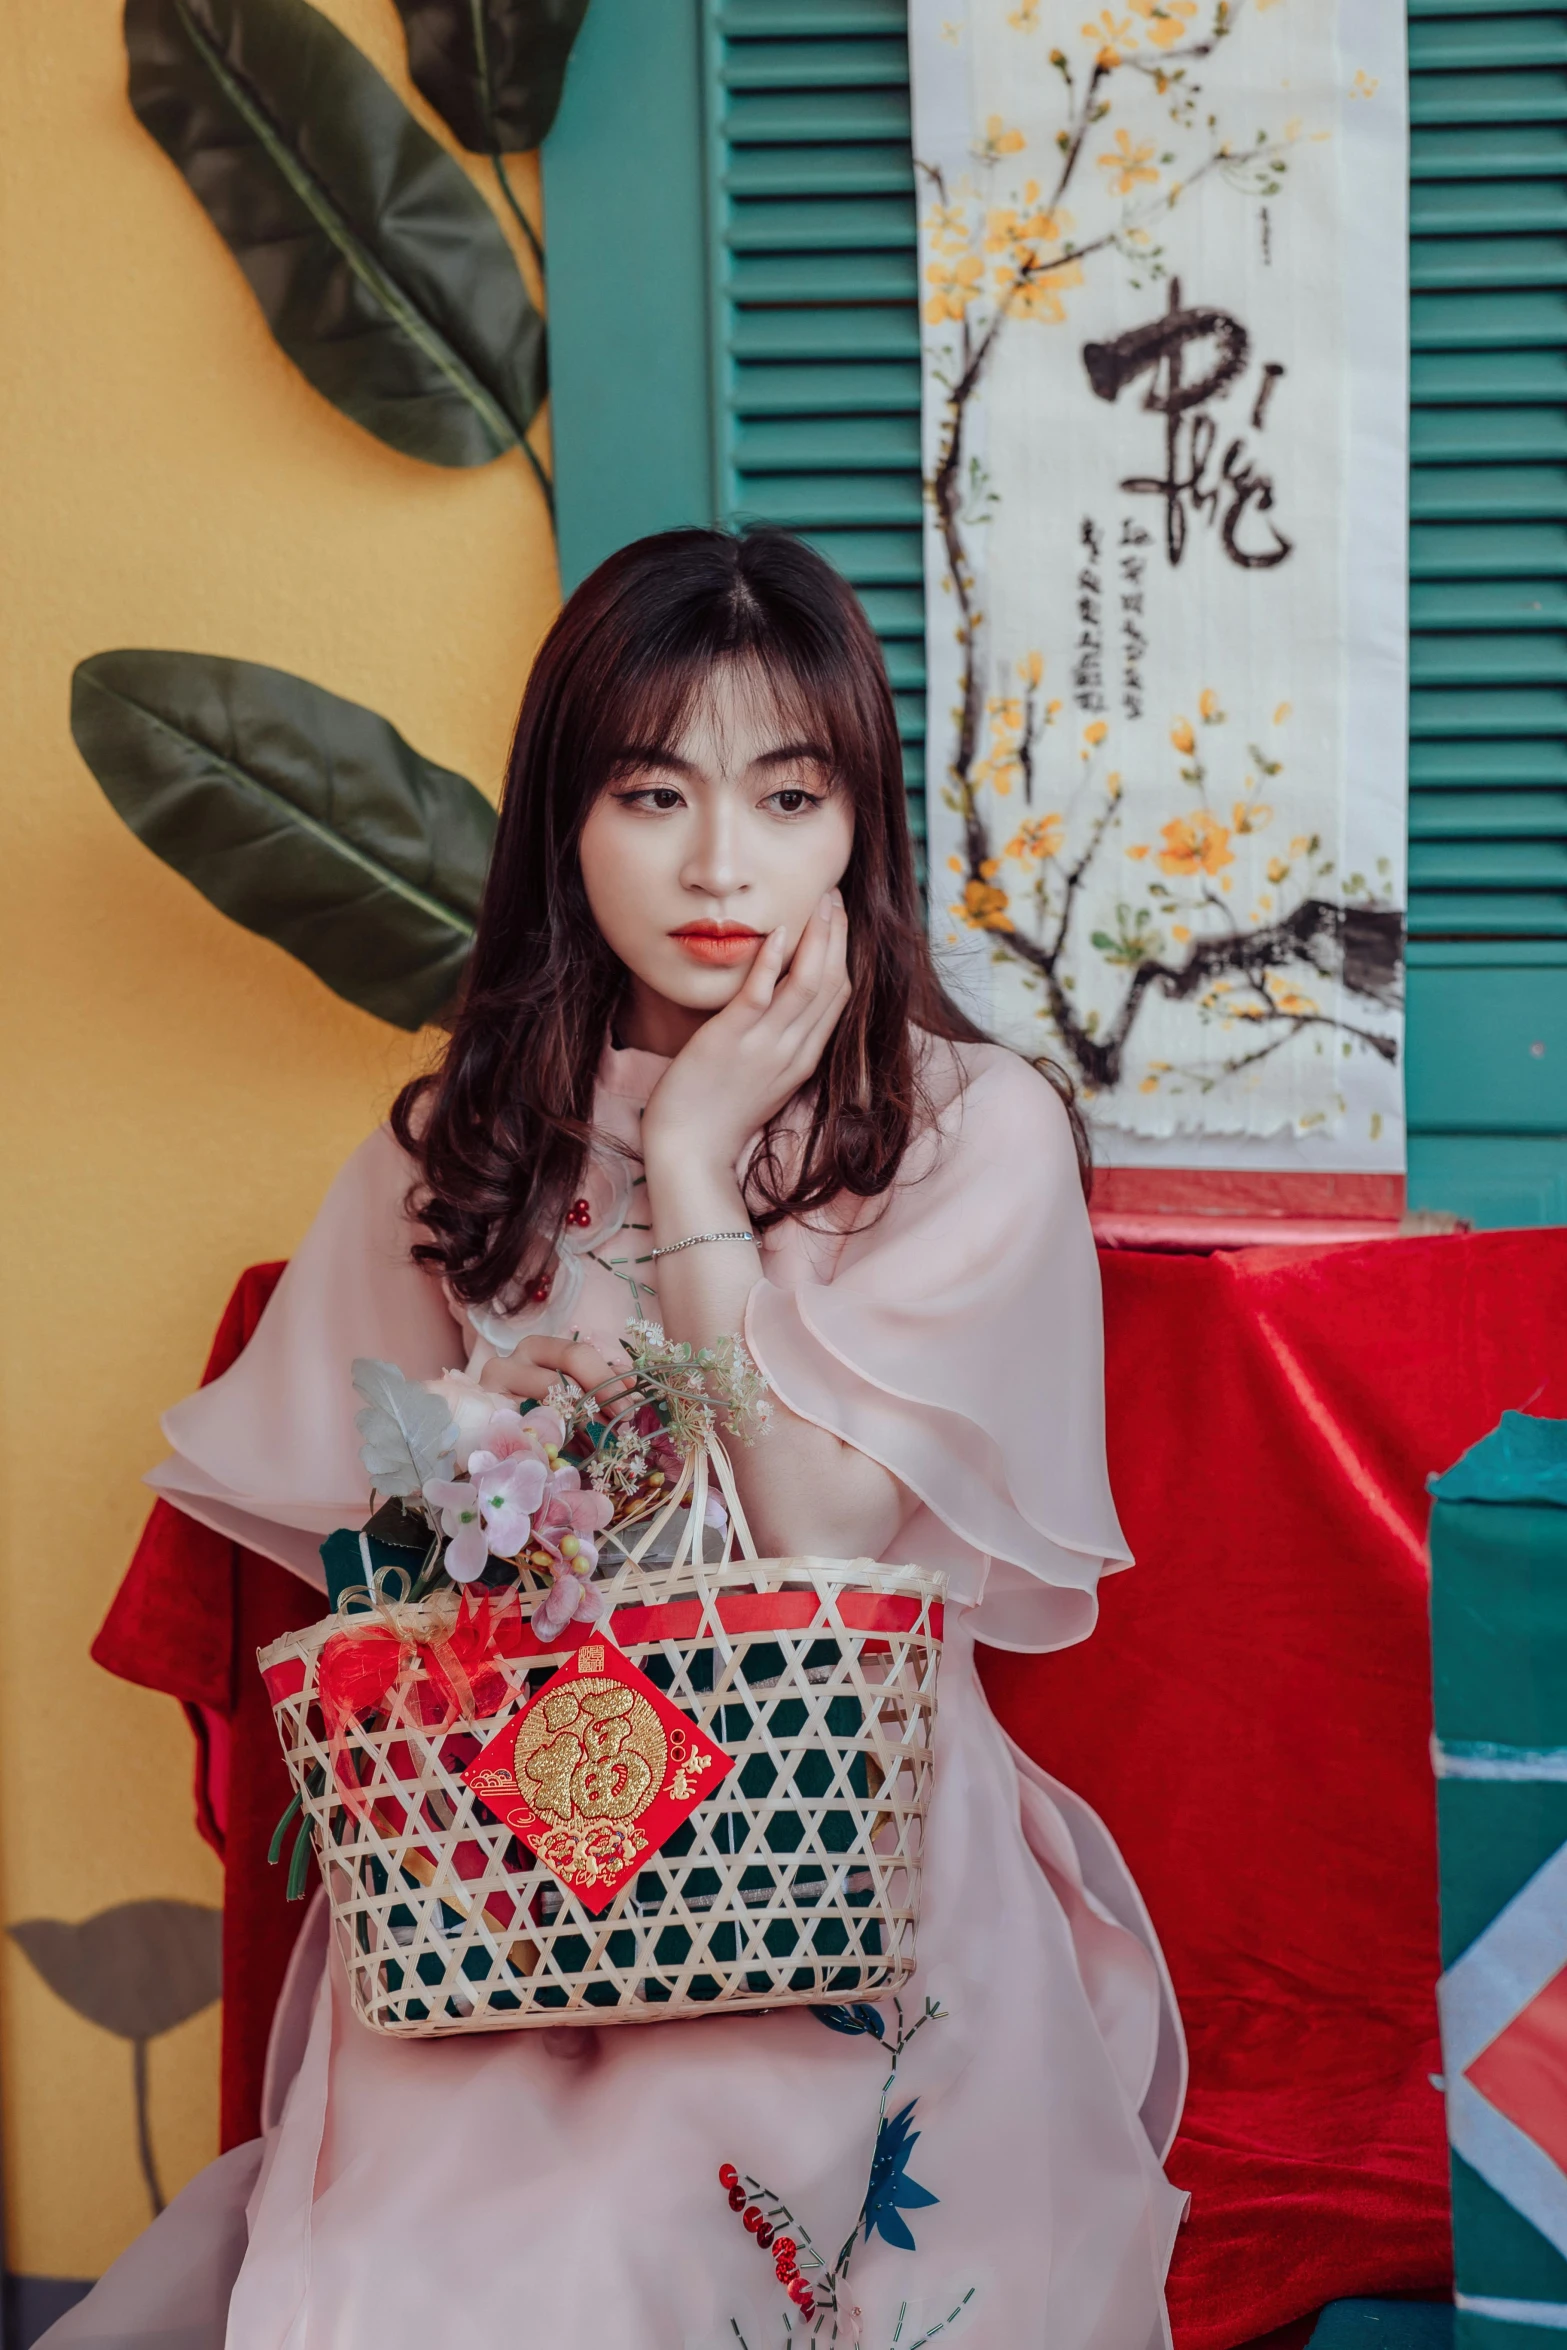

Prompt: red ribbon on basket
[{"left": 260, "top": 1585, "right": 945, "bottom": 1731}]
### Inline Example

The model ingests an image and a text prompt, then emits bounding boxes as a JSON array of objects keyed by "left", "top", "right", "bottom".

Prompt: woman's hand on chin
[{"left": 639, "top": 890, "right": 850, "bottom": 1177}]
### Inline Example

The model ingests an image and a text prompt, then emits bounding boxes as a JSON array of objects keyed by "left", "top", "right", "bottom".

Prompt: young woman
[{"left": 65, "top": 530, "right": 1185, "bottom": 2350}]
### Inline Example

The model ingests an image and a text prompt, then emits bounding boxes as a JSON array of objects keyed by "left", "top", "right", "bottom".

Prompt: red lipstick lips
[{"left": 670, "top": 922, "right": 764, "bottom": 968}]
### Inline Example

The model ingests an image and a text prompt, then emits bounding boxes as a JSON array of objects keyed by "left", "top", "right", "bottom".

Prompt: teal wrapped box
[{"left": 1430, "top": 1414, "right": 1567, "bottom": 2350}]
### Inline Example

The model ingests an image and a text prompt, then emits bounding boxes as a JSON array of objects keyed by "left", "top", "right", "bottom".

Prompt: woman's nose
[{"left": 680, "top": 806, "right": 749, "bottom": 900}]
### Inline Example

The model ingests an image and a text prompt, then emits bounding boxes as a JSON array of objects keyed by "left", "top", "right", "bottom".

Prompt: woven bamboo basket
[{"left": 260, "top": 1442, "right": 946, "bottom": 2036}]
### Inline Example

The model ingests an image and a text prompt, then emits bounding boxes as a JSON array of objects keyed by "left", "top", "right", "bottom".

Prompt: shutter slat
[
  {"left": 733, "top": 415, "right": 922, "bottom": 469},
  {"left": 1413, "top": 738, "right": 1567, "bottom": 785},
  {"left": 1412, "top": 790, "right": 1567, "bottom": 834},
  {"left": 1413, "top": 840, "right": 1567, "bottom": 883},
  {"left": 1408, "top": 889, "right": 1567, "bottom": 932},
  {"left": 1410, "top": 67, "right": 1567, "bottom": 122},
  {"left": 729, "top": 307, "right": 921, "bottom": 359},
  {"left": 1411, "top": 576, "right": 1567, "bottom": 624},
  {"left": 795, "top": 527, "right": 925, "bottom": 583},
  {"left": 1410, "top": 684, "right": 1567, "bottom": 732},
  {"left": 1410, "top": 630, "right": 1567, "bottom": 681},
  {"left": 1411, "top": 519, "right": 1567, "bottom": 572},
  {"left": 730, "top": 250, "right": 918, "bottom": 301},
  {"left": 718, "top": 1, "right": 908, "bottom": 29},
  {"left": 725, "top": 89, "right": 911, "bottom": 140},
  {"left": 722, "top": 36, "right": 908, "bottom": 87},
  {"left": 1410, "top": 231, "right": 1567, "bottom": 285},
  {"left": 1412, "top": 287, "right": 1567, "bottom": 342},
  {"left": 727, "top": 194, "right": 915, "bottom": 249},
  {"left": 1411, "top": 0, "right": 1567, "bottom": 18},
  {"left": 733, "top": 359, "right": 921, "bottom": 414},
  {"left": 1412, "top": 405, "right": 1567, "bottom": 456},
  {"left": 734, "top": 472, "right": 924, "bottom": 525},
  {"left": 1412, "top": 177, "right": 1567, "bottom": 231},
  {"left": 1414, "top": 122, "right": 1567, "bottom": 173},
  {"left": 1408, "top": 18, "right": 1567, "bottom": 71},
  {"left": 1412, "top": 347, "right": 1567, "bottom": 398},
  {"left": 1411, "top": 462, "right": 1567, "bottom": 516},
  {"left": 725, "top": 145, "right": 914, "bottom": 195},
  {"left": 854, "top": 584, "right": 927, "bottom": 635}
]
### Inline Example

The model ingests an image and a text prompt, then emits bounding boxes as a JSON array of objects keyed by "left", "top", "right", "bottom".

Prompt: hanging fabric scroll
[{"left": 911, "top": 0, "right": 1408, "bottom": 1172}]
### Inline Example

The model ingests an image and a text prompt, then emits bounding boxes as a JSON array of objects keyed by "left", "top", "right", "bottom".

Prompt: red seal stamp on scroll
[{"left": 463, "top": 1643, "right": 734, "bottom": 1915}]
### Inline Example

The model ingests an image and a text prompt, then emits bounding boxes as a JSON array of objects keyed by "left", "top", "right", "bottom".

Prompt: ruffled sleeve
[
  {"left": 147, "top": 1125, "right": 465, "bottom": 1589},
  {"left": 744, "top": 1042, "right": 1130, "bottom": 1654}
]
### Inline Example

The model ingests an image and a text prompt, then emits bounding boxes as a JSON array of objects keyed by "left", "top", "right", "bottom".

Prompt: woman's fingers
[
  {"left": 734, "top": 924, "right": 788, "bottom": 1014},
  {"left": 478, "top": 1353, "right": 556, "bottom": 1401},
  {"left": 479, "top": 1335, "right": 632, "bottom": 1406},
  {"left": 777, "top": 896, "right": 848, "bottom": 1041},
  {"left": 768, "top": 891, "right": 841, "bottom": 1034}
]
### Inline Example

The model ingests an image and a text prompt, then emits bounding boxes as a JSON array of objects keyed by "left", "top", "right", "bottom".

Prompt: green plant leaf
[
  {"left": 71, "top": 649, "right": 496, "bottom": 1030},
  {"left": 10, "top": 1903, "right": 221, "bottom": 2043},
  {"left": 125, "top": 0, "right": 547, "bottom": 470},
  {"left": 390, "top": 0, "right": 590, "bottom": 153}
]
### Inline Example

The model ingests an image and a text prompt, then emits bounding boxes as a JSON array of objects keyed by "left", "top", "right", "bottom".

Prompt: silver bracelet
[{"left": 648, "top": 1228, "right": 759, "bottom": 1261}]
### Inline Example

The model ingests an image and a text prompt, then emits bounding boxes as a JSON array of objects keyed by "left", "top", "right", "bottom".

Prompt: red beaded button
[
  {"left": 528, "top": 1274, "right": 552, "bottom": 1302},
  {"left": 566, "top": 1197, "right": 593, "bottom": 1230},
  {"left": 718, "top": 2163, "right": 738, "bottom": 2190},
  {"left": 773, "top": 2238, "right": 797, "bottom": 2260}
]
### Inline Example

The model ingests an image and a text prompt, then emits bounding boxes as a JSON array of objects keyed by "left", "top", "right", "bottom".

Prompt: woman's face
[{"left": 578, "top": 660, "right": 856, "bottom": 1047}]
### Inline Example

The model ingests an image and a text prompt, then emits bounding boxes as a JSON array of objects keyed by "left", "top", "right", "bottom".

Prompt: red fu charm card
[{"left": 463, "top": 1642, "right": 733, "bottom": 1915}]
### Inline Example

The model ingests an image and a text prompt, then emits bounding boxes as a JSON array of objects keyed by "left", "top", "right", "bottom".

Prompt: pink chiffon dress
[{"left": 57, "top": 1038, "right": 1187, "bottom": 2350}]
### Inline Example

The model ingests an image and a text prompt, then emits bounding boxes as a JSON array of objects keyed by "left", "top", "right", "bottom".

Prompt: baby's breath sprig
[{"left": 622, "top": 1320, "right": 772, "bottom": 1450}]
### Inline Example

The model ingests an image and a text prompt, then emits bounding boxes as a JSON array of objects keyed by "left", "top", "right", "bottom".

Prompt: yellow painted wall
[{"left": 0, "top": 0, "right": 558, "bottom": 2279}]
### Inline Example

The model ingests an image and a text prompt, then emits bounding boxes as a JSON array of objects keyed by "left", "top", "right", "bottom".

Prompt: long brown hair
[{"left": 393, "top": 528, "right": 1086, "bottom": 1308}]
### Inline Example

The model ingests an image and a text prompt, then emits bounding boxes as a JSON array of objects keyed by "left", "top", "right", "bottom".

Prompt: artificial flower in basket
[
  {"left": 351, "top": 1316, "right": 764, "bottom": 1640},
  {"left": 260, "top": 1325, "right": 945, "bottom": 2035}
]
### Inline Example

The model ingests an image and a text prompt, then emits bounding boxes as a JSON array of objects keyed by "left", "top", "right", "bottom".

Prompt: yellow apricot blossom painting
[
  {"left": 1099, "top": 129, "right": 1159, "bottom": 197},
  {"left": 1157, "top": 811, "right": 1234, "bottom": 878},
  {"left": 913, "top": 0, "right": 1407, "bottom": 1152}
]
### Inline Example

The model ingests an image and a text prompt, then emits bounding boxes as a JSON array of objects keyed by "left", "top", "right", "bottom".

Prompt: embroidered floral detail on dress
[
  {"left": 720, "top": 1997, "right": 975, "bottom": 2345},
  {"left": 862, "top": 2101, "right": 939, "bottom": 2251}
]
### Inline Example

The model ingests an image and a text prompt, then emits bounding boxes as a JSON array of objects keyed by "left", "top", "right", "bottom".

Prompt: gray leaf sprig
[{"left": 352, "top": 1358, "right": 458, "bottom": 1496}]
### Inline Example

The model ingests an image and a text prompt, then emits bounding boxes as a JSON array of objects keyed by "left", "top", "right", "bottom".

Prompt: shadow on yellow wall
[{"left": 0, "top": 0, "right": 557, "bottom": 2281}]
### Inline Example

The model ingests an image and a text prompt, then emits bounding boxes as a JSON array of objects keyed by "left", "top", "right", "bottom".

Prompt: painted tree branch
[{"left": 986, "top": 892, "right": 1402, "bottom": 1092}]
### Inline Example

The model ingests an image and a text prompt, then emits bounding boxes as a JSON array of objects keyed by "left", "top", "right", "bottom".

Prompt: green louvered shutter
[
  {"left": 701, "top": 0, "right": 926, "bottom": 845},
  {"left": 1405, "top": 2, "right": 1567, "bottom": 1225}
]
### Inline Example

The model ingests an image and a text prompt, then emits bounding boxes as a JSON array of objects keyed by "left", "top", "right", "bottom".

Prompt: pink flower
[
  {"left": 531, "top": 1463, "right": 613, "bottom": 1566},
  {"left": 422, "top": 1376, "right": 566, "bottom": 1474},
  {"left": 424, "top": 1451, "right": 547, "bottom": 1581},
  {"left": 531, "top": 1564, "right": 610, "bottom": 1644},
  {"left": 422, "top": 1477, "right": 490, "bottom": 1583},
  {"left": 466, "top": 1449, "right": 548, "bottom": 1558},
  {"left": 476, "top": 1405, "right": 567, "bottom": 1466}
]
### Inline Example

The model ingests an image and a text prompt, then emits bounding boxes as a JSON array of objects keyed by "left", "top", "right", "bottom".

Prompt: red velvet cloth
[
  {"left": 92, "top": 1230, "right": 1567, "bottom": 2343},
  {"left": 94, "top": 1262, "right": 318, "bottom": 2149}
]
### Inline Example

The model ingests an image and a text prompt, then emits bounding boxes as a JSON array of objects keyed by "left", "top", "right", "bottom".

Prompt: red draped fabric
[{"left": 93, "top": 1230, "right": 1567, "bottom": 2346}]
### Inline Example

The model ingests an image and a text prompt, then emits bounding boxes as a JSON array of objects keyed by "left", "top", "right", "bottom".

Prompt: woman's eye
[
  {"left": 767, "top": 787, "right": 820, "bottom": 815},
  {"left": 617, "top": 785, "right": 685, "bottom": 812}
]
